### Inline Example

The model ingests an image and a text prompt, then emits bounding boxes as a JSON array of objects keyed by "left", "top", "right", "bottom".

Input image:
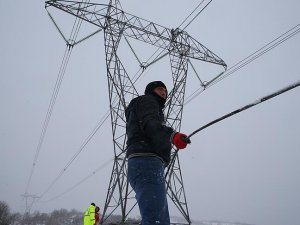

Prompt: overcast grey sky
[{"left": 1, "top": 1, "right": 300, "bottom": 225}]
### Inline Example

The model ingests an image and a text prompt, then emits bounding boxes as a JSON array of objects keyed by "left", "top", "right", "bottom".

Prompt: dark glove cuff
[{"left": 170, "top": 131, "right": 178, "bottom": 144}]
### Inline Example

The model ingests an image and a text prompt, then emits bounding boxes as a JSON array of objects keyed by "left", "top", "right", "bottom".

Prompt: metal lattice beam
[
  {"left": 101, "top": 2, "right": 139, "bottom": 222},
  {"left": 45, "top": 0, "right": 227, "bottom": 68}
]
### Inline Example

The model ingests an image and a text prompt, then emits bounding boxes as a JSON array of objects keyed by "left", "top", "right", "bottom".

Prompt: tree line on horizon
[{"left": 1, "top": 201, "right": 254, "bottom": 225}]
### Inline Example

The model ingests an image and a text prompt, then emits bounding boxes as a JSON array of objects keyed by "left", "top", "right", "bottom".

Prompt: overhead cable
[
  {"left": 184, "top": 24, "right": 300, "bottom": 106},
  {"left": 25, "top": 45, "right": 74, "bottom": 196},
  {"left": 24, "top": 0, "right": 89, "bottom": 198},
  {"left": 188, "top": 79, "right": 300, "bottom": 138},
  {"left": 179, "top": 0, "right": 213, "bottom": 30},
  {"left": 178, "top": 0, "right": 206, "bottom": 29},
  {"left": 40, "top": 158, "right": 113, "bottom": 202},
  {"left": 166, "top": 79, "right": 300, "bottom": 179},
  {"left": 208, "top": 24, "right": 300, "bottom": 87},
  {"left": 136, "top": 0, "right": 214, "bottom": 71},
  {"left": 36, "top": 92, "right": 124, "bottom": 201},
  {"left": 37, "top": 111, "right": 110, "bottom": 200}
]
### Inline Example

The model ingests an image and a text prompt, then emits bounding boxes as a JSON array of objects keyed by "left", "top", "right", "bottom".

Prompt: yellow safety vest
[{"left": 84, "top": 205, "right": 96, "bottom": 225}]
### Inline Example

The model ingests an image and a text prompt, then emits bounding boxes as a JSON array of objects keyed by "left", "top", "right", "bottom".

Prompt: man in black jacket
[{"left": 126, "top": 81, "right": 190, "bottom": 225}]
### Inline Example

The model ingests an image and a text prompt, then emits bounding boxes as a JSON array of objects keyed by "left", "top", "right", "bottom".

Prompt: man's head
[{"left": 144, "top": 81, "right": 167, "bottom": 99}]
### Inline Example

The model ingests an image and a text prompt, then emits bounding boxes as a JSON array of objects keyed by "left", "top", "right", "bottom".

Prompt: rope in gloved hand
[{"left": 165, "top": 79, "right": 300, "bottom": 178}]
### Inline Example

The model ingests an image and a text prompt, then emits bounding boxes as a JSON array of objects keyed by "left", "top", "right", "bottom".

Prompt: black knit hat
[{"left": 144, "top": 81, "right": 167, "bottom": 95}]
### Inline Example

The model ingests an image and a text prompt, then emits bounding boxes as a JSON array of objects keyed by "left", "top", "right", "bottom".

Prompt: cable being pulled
[{"left": 166, "top": 79, "right": 300, "bottom": 179}]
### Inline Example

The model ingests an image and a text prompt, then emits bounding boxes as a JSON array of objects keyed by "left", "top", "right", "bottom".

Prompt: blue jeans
[{"left": 128, "top": 156, "right": 170, "bottom": 225}]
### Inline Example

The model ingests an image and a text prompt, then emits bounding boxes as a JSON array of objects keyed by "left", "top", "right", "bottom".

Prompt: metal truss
[
  {"left": 164, "top": 31, "right": 191, "bottom": 223},
  {"left": 45, "top": 0, "right": 226, "bottom": 68},
  {"left": 45, "top": 0, "right": 227, "bottom": 224}
]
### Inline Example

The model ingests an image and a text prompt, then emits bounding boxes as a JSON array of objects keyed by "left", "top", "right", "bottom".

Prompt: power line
[
  {"left": 36, "top": 80, "right": 137, "bottom": 200},
  {"left": 38, "top": 111, "right": 110, "bottom": 200},
  {"left": 184, "top": 24, "right": 300, "bottom": 105},
  {"left": 40, "top": 158, "right": 113, "bottom": 202},
  {"left": 188, "top": 79, "right": 300, "bottom": 138},
  {"left": 178, "top": 0, "right": 206, "bottom": 29},
  {"left": 167, "top": 79, "right": 300, "bottom": 179},
  {"left": 122, "top": 0, "right": 218, "bottom": 89},
  {"left": 24, "top": 0, "right": 90, "bottom": 200},
  {"left": 209, "top": 24, "right": 300, "bottom": 87},
  {"left": 24, "top": 45, "right": 74, "bottom": 196},
  {"left": 180, "top": 0, "right": 213, "bottom": 30},
  {"left": 138, "top": 0, "right": 214, "bottom": 71}
]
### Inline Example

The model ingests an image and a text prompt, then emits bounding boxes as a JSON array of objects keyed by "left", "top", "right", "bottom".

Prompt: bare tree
[{"left": 0, "top": 201, "right": 20, "bottom": 225}]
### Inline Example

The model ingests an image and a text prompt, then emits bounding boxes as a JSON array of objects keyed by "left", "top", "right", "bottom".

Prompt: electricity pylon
[
  {"left": 21, "top": 193, "right": 40, "bottom": 214},
  {"left": 45, "top": 0, "right": 226, "bottom": 224}
]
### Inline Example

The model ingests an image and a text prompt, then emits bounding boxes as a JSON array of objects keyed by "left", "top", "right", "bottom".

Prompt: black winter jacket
[{"left": 125, "top": 94, "right": 175, "bottom": 164}]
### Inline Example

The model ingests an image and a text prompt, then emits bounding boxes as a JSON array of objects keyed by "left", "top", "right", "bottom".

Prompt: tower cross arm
[
  {"left": 45, "top": 0, "right": 226, "bottom": 67},
  {"left": 185, "top": 35, "right": 227, "bottom": 68}
]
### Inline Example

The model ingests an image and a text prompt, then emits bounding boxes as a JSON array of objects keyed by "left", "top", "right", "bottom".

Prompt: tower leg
[
  {"left": 165, "top": 31, "right": 191, "bottom": 225},
  {"left": 101, "top": 2, "right": 138, "bottom": 224}
]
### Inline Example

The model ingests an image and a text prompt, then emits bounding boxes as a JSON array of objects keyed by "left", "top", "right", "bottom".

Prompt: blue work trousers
[{"left": 128, "top": 156, "right": 170, "bottom": 225}]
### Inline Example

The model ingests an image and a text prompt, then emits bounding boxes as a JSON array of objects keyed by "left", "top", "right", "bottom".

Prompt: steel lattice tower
[{"left": 45, "top": 1, "right": 226, "bottom": 224}]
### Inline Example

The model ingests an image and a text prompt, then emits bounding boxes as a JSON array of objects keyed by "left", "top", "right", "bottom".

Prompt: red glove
[{"left": 172, "top": 132, "right": 191, "bottom": 149}]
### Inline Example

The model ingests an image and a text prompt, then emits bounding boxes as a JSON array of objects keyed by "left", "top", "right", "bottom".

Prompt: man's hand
[{"left": 172, "top": 132, "right": 191, "bottom": 149}]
